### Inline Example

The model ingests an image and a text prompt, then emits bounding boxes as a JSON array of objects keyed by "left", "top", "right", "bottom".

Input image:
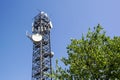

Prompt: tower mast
[{"left": 27, "top": 11, "right": 53, "bottom": 80}]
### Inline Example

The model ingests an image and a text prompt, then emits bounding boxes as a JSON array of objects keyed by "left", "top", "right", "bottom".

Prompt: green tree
[{"left": 52, "top": 24, "right": 120, "bottom": 80}]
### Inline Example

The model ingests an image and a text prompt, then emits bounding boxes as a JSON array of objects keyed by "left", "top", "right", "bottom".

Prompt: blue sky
[{"left": 0, "top": 0, "right": 120, "bottom": 80}]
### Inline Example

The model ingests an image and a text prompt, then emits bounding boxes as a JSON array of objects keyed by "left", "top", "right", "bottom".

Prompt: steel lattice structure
[{"left": 27, "top": 12, "right": 53, "bottom": 80}]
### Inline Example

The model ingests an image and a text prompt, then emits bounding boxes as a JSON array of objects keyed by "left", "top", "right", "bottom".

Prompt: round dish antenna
[{"left": 32, "top": 33, "right": 42, "bottom": 42}]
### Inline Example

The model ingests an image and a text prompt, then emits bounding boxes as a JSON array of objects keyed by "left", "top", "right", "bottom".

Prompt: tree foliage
[{"left": 52, "top": 24, "right": 120, "bottom": 80}]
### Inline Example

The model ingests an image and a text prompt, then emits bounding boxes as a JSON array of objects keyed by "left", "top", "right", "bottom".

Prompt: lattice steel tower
[{"left": 27, "top": 11, "right": 53, "bottom": 80}]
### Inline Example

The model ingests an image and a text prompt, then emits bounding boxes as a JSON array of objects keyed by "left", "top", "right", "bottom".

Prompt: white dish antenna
[{"left": 32, "top": 33, "right": 42, "bottom": 42}]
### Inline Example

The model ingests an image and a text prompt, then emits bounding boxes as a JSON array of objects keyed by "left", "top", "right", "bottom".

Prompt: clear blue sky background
[{"left": 0, "top": 0, "right": 120, "bottom": 80}]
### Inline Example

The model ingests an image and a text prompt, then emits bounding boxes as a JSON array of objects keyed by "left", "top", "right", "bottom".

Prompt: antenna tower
[{"left": 27, "top": 11, "right": 53, "bottom": 80}]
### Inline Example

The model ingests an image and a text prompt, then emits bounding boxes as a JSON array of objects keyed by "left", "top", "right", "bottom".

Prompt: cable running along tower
[{"left": 27, "top": 12, "right": 53, "bottom": 80}]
